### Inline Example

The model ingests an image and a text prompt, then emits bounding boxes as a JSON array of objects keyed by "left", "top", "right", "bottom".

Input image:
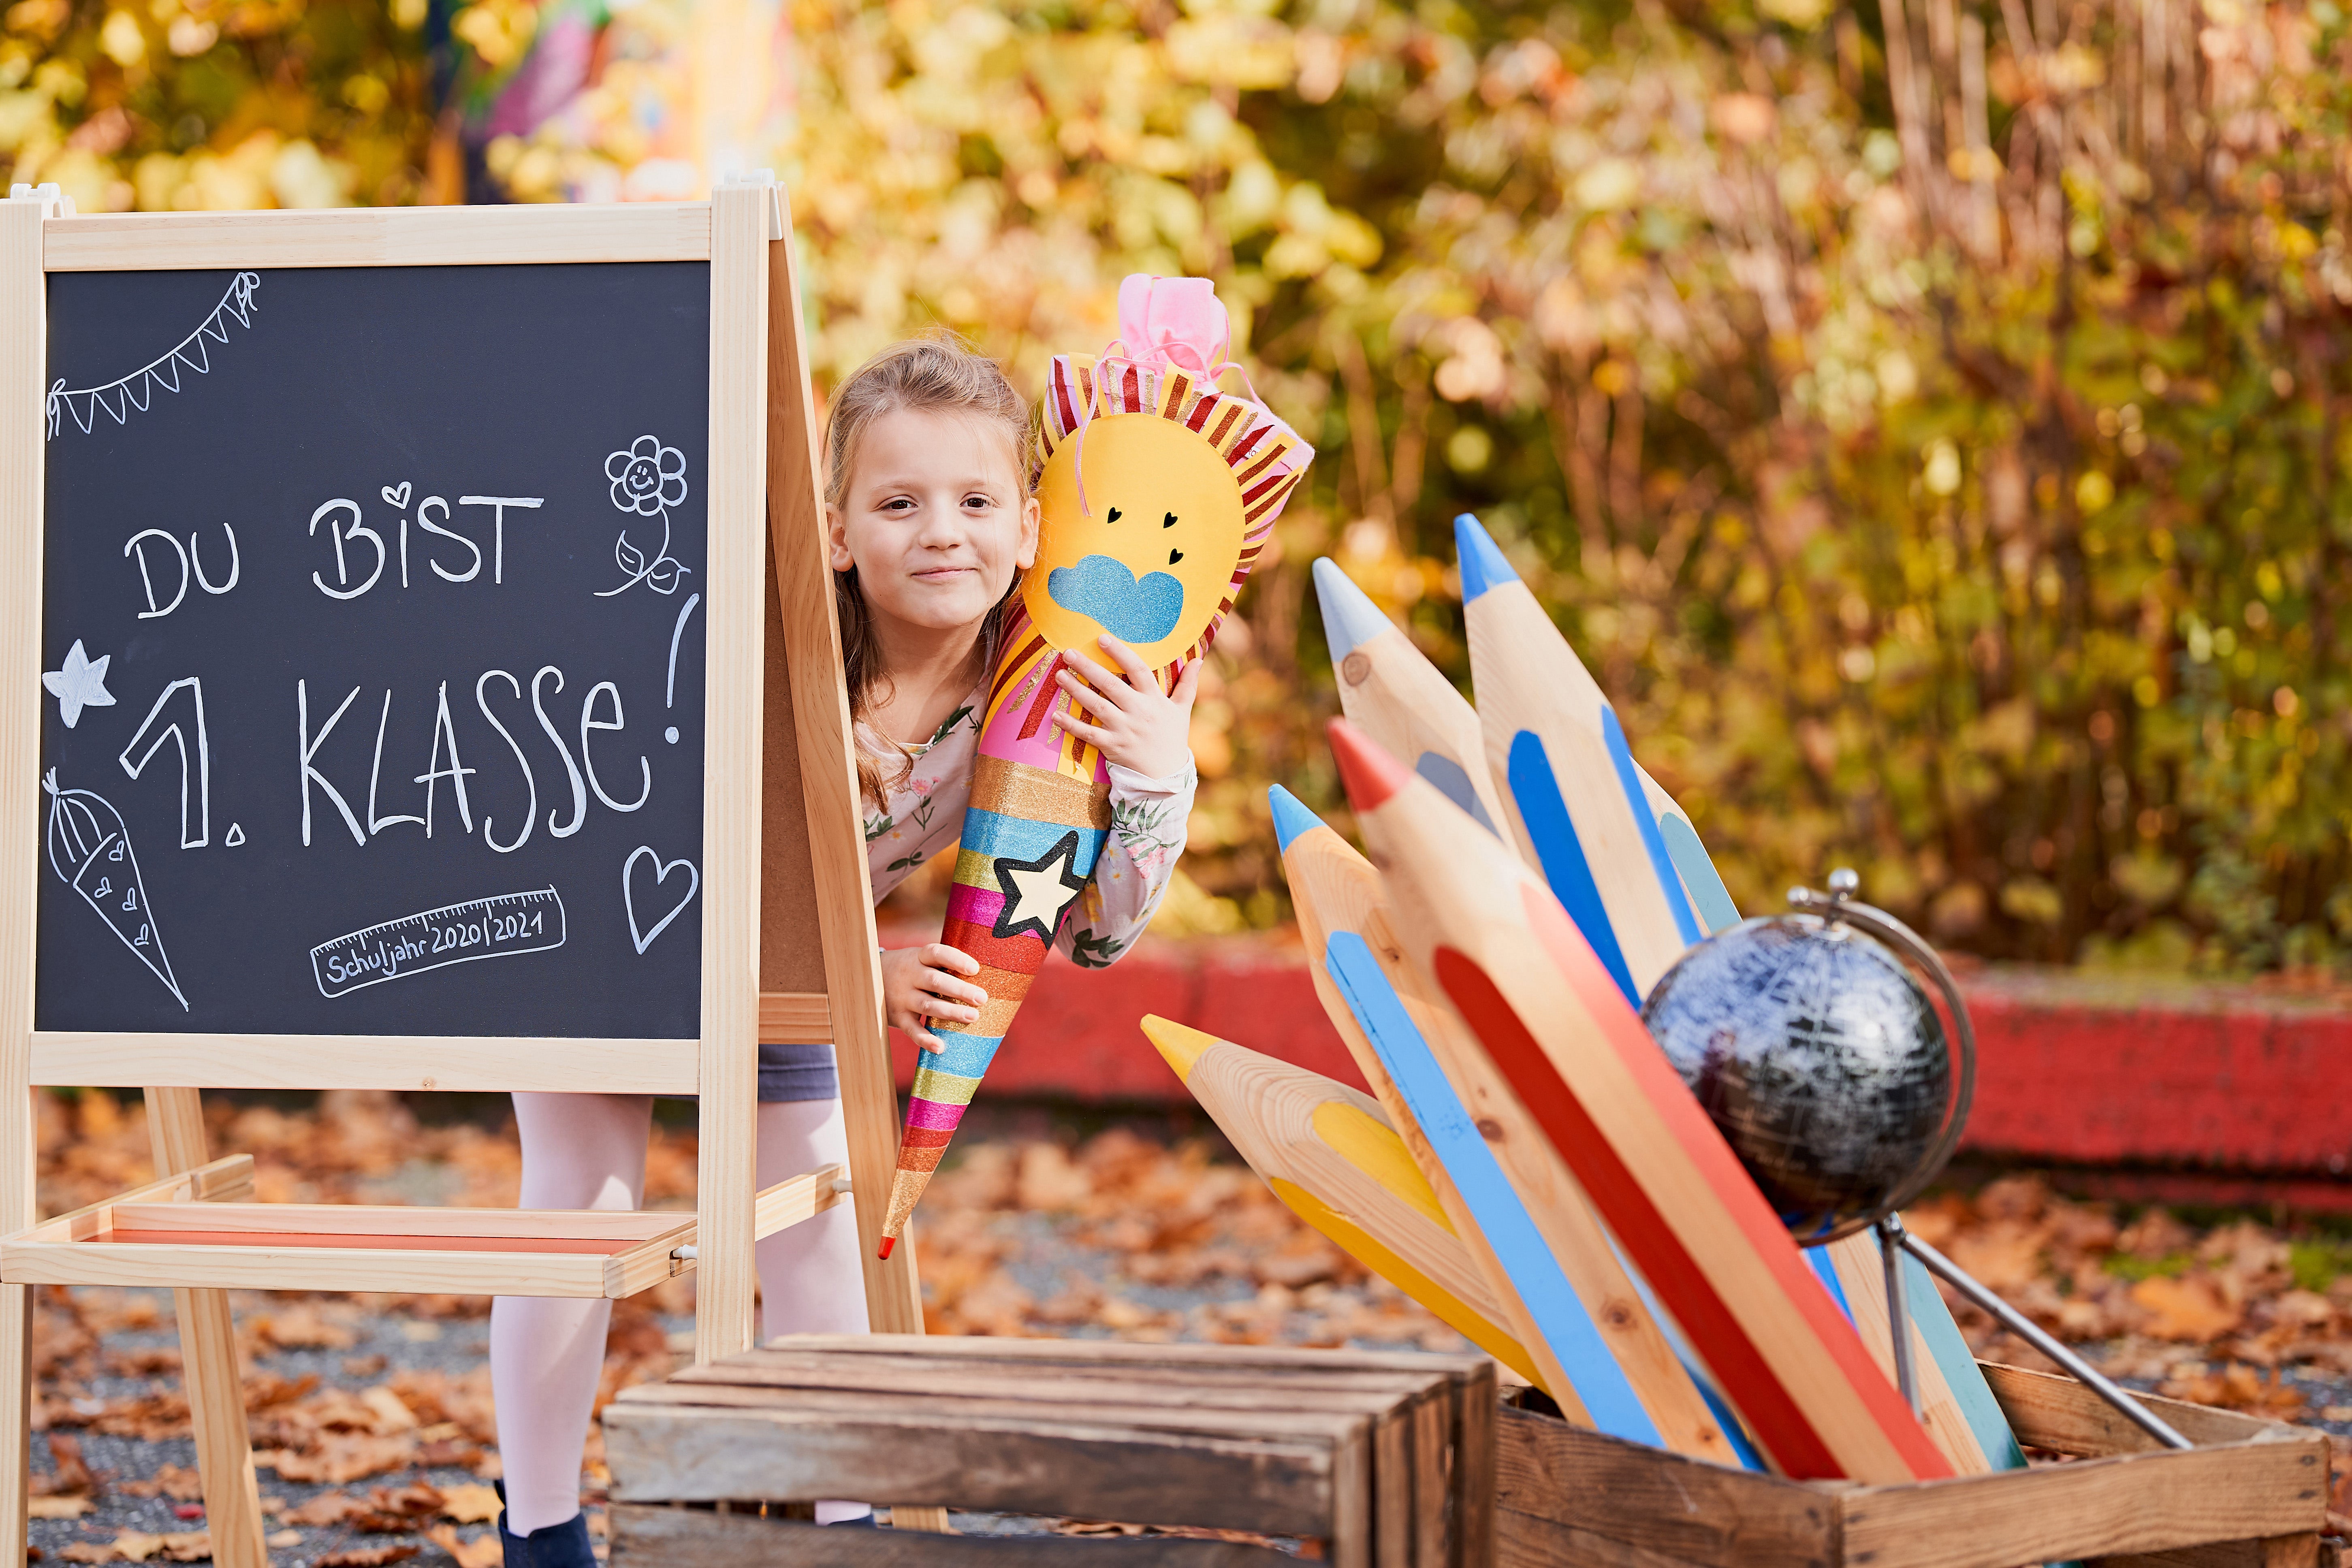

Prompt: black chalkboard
[{"left": 35, "top": 262, "right": 713, "bottom": 1040}]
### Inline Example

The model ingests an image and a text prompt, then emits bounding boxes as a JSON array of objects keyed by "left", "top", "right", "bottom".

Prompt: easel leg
[
  {"left": 144, "top": 1090, "right": 265, "bottom": 1568},
  {"left": 0, "top": 1282, "right": 30, "bottom": 1568}
]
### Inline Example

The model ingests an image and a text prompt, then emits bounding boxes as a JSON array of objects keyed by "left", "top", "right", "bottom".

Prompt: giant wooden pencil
[
  {"left": 1276, "top": 785, "right": 1751, "bottom": 1460},
  {"left": 1140, "top": 1015, "right": 1539, "bottom": 1383},
  {"left": 1330, "top": 719, "right": 1949, "bottom": 1483},
  {"left": 1612, "top": 725, "right": 2018, "bottom": 1479},
  {"left": 1457, "top": 514, "right": 1691, "bottom": 1003},
  {"left": 1313, "top": 558, "right": 1509, "bottom": 839},
  {"left": 879, "top": 277, "right": 1313, "bottom": 1254}
]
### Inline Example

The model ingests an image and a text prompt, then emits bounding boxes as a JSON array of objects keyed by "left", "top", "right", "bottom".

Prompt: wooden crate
[
  {"left": 1496, "top": 1361, "right": 2336, "bottom": 1568},
  {"left": 602, "top": 1333, "right": 1496, "bottom": 1568}
]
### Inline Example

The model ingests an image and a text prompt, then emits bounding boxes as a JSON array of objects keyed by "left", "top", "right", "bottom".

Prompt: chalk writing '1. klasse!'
[{"left": 296, "top": 668, "right": 655, "bottom": 852}]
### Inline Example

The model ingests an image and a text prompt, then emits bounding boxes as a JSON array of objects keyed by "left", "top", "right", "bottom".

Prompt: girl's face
[{"left": 827, "top": 406, "right": 1039, "bottom": 637}]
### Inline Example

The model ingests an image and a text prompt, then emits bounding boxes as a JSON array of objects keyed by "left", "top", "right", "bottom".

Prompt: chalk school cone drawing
[
  {"left": 1276, "top": 787, "right": 1755, "bottom": 1463},
  {"left": 1140, "top": 1014, "right": 1537, "bottom": 1380},
  {"left": 44, "top": 769, "right": 186, "bottom": 1010},
  {"left": 1329, "top": 719, "right": 1949, "bottom": 1483},
  {"left": 877, "top": 277, "right": 1314, "bottom": 1257},
  {"left": 1313, "top": 557, "right": 1508, "bottom": 838}
]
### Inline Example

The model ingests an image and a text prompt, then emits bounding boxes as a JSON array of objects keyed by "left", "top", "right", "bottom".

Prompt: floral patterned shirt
[{"left": 859, "top": 676, "right": 1194, "bottom": 969}]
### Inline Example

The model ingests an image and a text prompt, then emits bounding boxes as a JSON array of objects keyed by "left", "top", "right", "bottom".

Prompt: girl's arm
[
  {"left": 1051, "top": 637, "right": 1202, "bottom": 969},
  {"left": 1056, "top": 759, "right": 1195, "bottom": 968}
]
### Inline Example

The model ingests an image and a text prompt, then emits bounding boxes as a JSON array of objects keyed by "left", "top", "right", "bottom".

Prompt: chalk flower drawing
[
  {"left": 42, "top": 638, "right": 115, "bottom": 729},
  {"left": 608, "top": 435, "right": 687, "bottom": 515},
  {"left": 43, "top": 769, "right": 187, "bottom": 1010},
  {"left": 599, "top": 435, "right": 692, "bottom": 597},
  {"left": 47, "top": 272, "right": 261, "bottom": 439}
]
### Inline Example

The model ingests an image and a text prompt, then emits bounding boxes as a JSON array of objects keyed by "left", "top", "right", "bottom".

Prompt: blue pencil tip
[
  {"left": 1454, "top": 514, "right": 1517, "bottom": 601},
  {"left": 1268, "top": 785, "right": 1325, "bottom": 852},
  {"left": 1312, "top": 557, "right": 1395, "bottom": 663}
]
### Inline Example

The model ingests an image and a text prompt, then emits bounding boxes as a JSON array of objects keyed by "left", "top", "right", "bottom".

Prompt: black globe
[{"left": 1641, "top": 914, "right": 1952, "bottom": 1243}]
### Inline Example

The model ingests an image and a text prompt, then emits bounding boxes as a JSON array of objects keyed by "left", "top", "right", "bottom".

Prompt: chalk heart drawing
[
  {"left": 381, "top": 481, "right": 411, "bottom": 509},
  {"left": 622, "top": 846, "right": 699, "bottom": 955}
]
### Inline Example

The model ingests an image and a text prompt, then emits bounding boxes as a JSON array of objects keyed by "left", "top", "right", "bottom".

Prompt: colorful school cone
[
  {"left": 1313, "top": 558, "right": 1508, "bottom": 838},
  {"left": 1276, "top": 787, "right": 1750, "bottom": 1462},
  {"left": 1141, "top": 1015, "right": 1537, "bottom": 1381},
  {"left": 1330, "top": 719, "right": 1949, "bottom": 1483},
  {"left": 878, "top": 277, "right": 1314, "bottom": 1255},
  {"left": 1457, "top": 514, "right": 1692, "bottom": 1003}
]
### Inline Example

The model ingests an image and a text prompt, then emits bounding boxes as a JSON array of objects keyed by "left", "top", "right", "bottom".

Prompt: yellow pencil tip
[{"left": 1141, "top": 1015, "right": 1221, "bottom": 1085}]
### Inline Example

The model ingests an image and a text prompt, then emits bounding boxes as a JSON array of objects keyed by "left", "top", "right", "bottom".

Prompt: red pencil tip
[
  {"left": 1328, "top": 719, "right": 1409, "bottom": 811},
  {"left": 876, "top": 1235, "right": 895, "bottom": 1260}
]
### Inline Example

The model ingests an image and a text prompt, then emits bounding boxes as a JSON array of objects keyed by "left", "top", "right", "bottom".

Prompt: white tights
[{"left": 489, "top": 1093, "right": 871, "bottom": 1531}]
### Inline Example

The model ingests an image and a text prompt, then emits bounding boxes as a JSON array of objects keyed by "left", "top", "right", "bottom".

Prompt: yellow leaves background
[{"left": 6, "top": 0, "right": 2349, "bottom": 967}]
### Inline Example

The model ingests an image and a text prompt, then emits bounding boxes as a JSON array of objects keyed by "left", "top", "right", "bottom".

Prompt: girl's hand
[
  {"left": 879, "top": 943, "right": 987, "bottom": 1051},
  {"left": 1052, "top": 636, "right": 1201, "bottom": 779}
]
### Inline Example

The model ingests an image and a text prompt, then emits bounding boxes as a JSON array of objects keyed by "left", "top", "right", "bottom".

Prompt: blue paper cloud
[{"left": 1046, "top": 554, "right": 1185, "bottom": 644}]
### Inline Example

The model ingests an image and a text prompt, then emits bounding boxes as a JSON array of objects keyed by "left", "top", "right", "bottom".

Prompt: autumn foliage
[{"left": 3, "top": 0, "right": 2348, "bottom": 971}]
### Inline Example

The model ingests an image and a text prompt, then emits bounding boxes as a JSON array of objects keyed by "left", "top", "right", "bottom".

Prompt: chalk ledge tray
[
  {"left": 1498, "top": 1359, "right": 2335, "bottom": 1568},
  {"left": 0, "top": 1154, "right": 847, "bottom": 1299}
]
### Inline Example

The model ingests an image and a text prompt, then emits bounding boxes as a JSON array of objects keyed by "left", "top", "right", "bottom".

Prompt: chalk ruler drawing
[
  {"left": 600, "top": 435, "right": 691, "bottom": 596},
  {"left": 311, "top": 887, "right": 567, "bottom": 998},
  {"left": 43, "top": 769, "right": 187, "bottom": 1010},
  {"left": 48, "top": 272, "right": 262, "bottom": 438},
  {"left": 621, "top": 847, "right": 697, "bottom": 954}
]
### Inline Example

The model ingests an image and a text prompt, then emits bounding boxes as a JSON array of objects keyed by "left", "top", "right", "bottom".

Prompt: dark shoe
[
  {"left": 823, "top": 1510, "right": 878, "bottom": 1527},
  {"left": 495, "top": 1483, "right": 597, "bottom": 1568}
]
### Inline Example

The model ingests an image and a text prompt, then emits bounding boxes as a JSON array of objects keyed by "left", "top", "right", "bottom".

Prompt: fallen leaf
[
  {"left": 256, "top": 1434, "right": 417, "bottom": 1484},
  {"left": 435, "top": 1485, "right": 502, "bottom": 1525},
  {"left": 424, "top": 1525, "right": 502, "bottom": 1568},
  {"left": 121, "top": 1465, "right": 203, "bottom": 1502},
  {"left": 359, "top": 1387, "right": 419, "bottom": 1434},
  {"left": 256, "top": 1306, "right": 357, "bottom": 1350},
  {"left": 37, "top": 1432, "right": 95, "bottom": 1496},
  {"left": 27, "top": 1495, "right": 91, "bottom": 1519},
  {"left": 2133, "top": 1275, "right": 2244, "bottom": 1341},
  {"left": 263, "top": 1534, "right": 301, "bottom": 1552},
  {"left": 315, "top": 1547, "right": 420, "bottom": 1568},
  {"left": 282, "top": 1494, "right": 361, "bottom": 1527}
]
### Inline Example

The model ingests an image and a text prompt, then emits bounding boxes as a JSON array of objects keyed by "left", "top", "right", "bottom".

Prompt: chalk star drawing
[
  {"left": 43, "top": 770, "right": 186, "bottom": 1010},
  {"left": 992, "top": 830, "right": 1088, "bottom": 944},
  {"left": 47, "top": 272, "right": 261, "bottom": 439},
  {"left": 598, "top": 435, "right": 692, "bottom": 597},
  {"left": 42, "top": 639, "right": 115, "bottom": 729}
]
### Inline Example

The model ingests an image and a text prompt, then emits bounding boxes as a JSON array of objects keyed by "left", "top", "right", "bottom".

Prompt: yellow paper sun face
[{"left": 1026, "top": 413, "right": 1246, "bottom": 670}]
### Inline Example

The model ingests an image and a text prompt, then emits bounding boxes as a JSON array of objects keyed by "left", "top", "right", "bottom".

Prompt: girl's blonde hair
[{"left": 826, "top": 333, "right": 1033, "bottom": 808}]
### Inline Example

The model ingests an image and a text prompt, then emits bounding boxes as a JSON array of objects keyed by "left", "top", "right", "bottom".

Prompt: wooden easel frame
[{"left": 0, "top": 181, "right": 941, "bottom": 1562}]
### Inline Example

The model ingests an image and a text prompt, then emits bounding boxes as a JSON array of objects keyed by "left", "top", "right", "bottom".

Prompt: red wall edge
[{"left": 882, "top": 934, "right": 2352, "bottom": 1180}]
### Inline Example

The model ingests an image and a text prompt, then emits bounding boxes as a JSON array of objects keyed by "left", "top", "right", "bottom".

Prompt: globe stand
[{"left": 1792, "top": 874, "right": 2194, "bottom": 1455}]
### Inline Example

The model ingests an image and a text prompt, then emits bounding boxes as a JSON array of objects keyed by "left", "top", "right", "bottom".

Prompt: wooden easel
[{"left": 0, "top": 179, "right": 943, "bottom": 1564}]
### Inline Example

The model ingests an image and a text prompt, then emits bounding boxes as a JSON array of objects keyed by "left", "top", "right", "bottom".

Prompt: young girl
[{"left": 491, "top": 335, "right": 1197, "bottom": 1560}]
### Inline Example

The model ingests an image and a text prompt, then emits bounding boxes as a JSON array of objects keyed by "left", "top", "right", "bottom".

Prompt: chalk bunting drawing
[
  {"left": 311, "top": 887, "right": 567, "bottom": 998},
  {"left": 48, "top": 272, "right": 262, "bottom": 438},
  {"left": 622, "top": 846, "right": 698, "bottom": 954},
  {"left": 43, "top": 769, "right": 186, "bottom": 1010},
  {"left": 599, "top": 435, "right": 691, "bottom": 597}
]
